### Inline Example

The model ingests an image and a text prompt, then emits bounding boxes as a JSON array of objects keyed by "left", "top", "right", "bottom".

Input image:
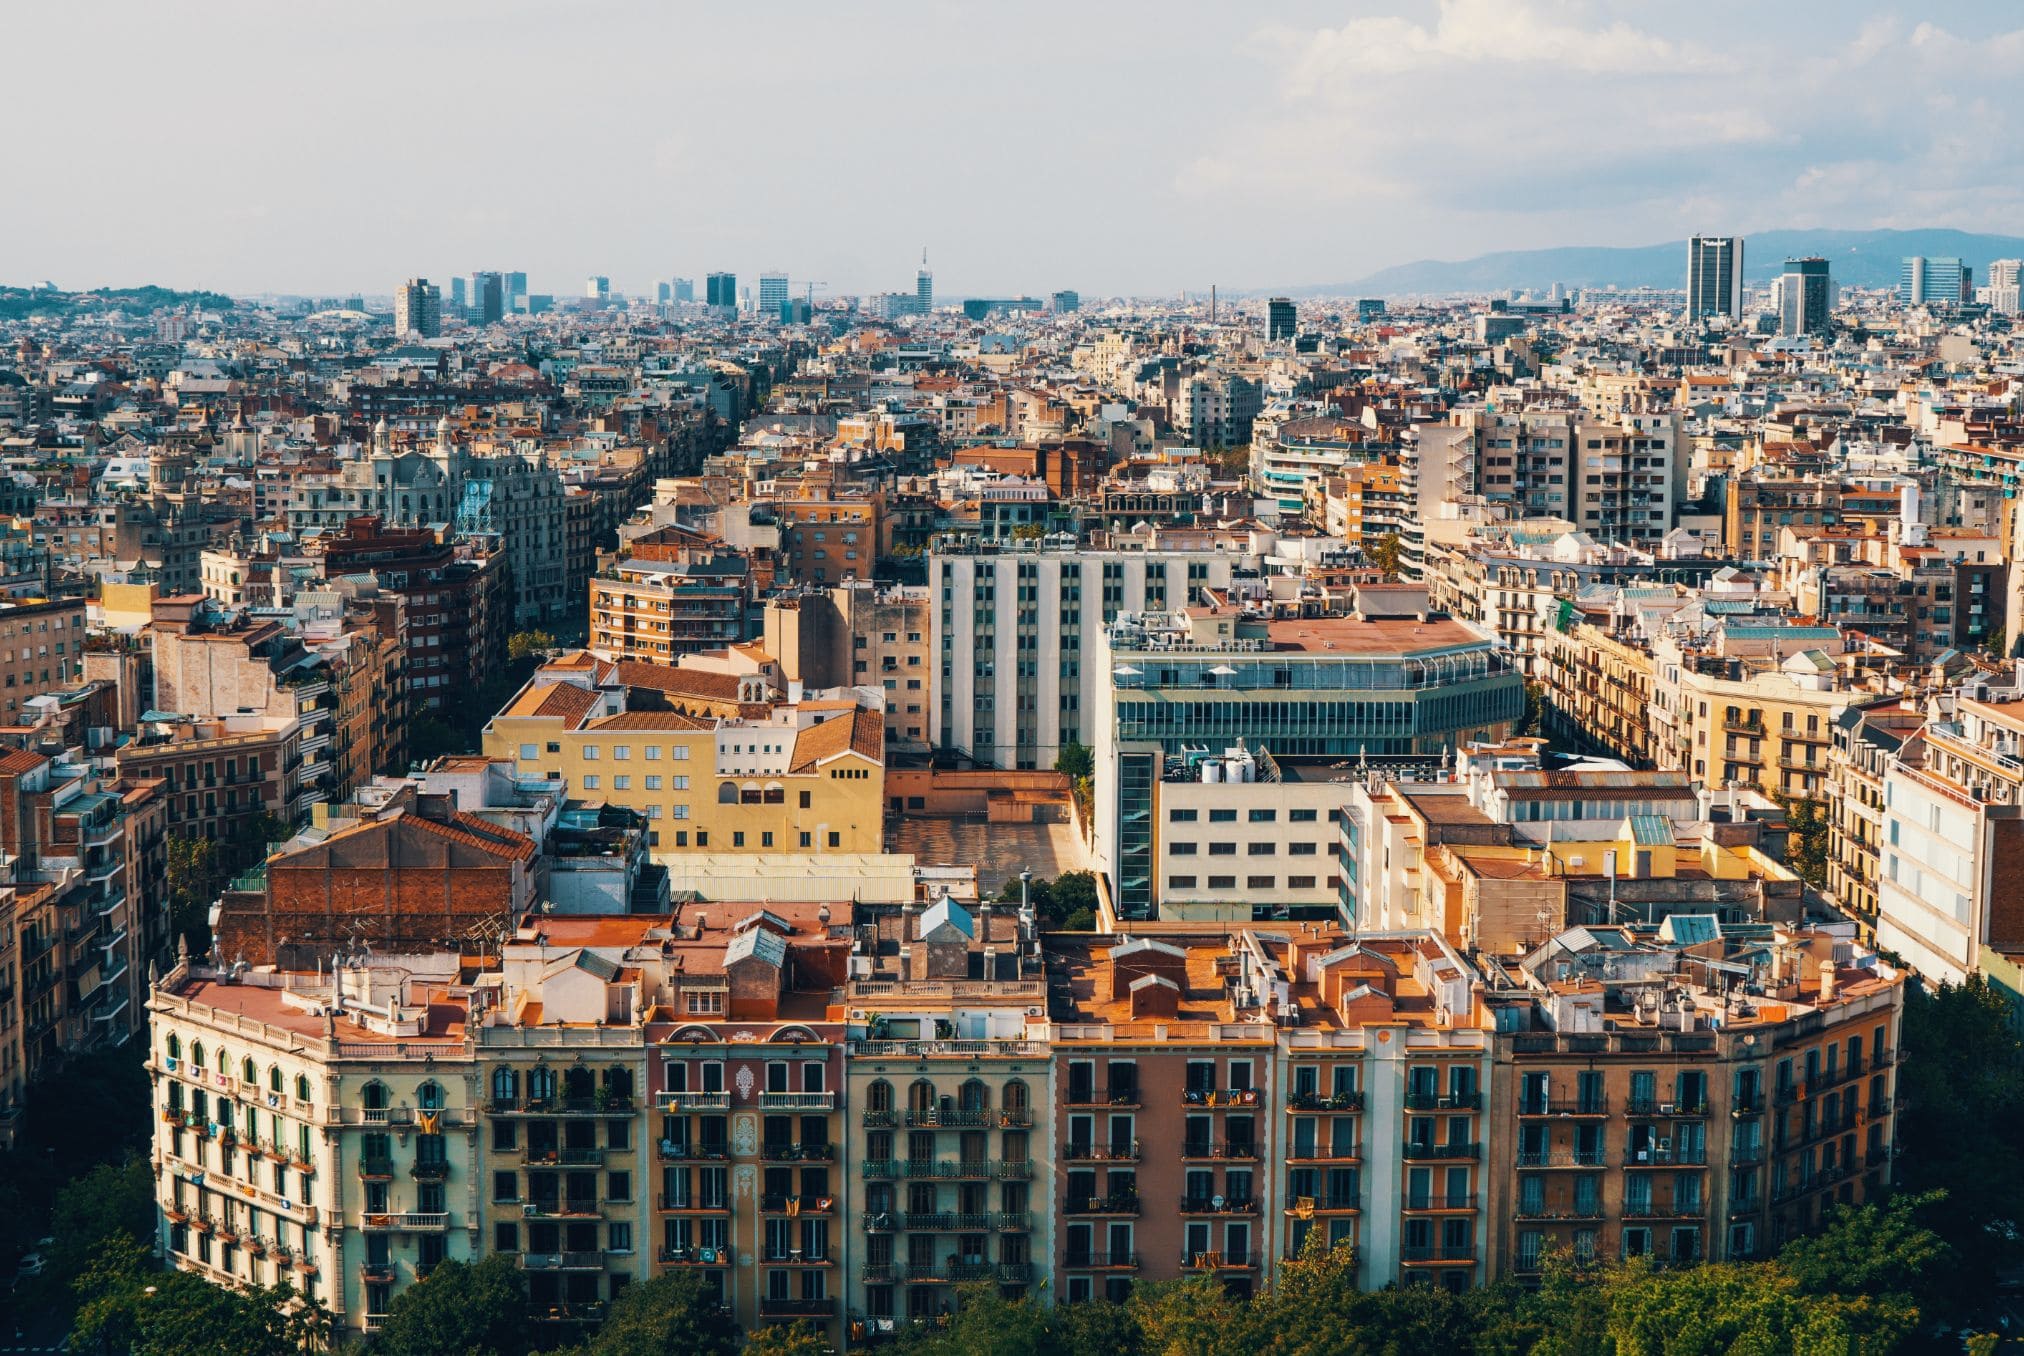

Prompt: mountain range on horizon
[{"left": 1277, "top": 228, "right": 2024, "bottom": 299}]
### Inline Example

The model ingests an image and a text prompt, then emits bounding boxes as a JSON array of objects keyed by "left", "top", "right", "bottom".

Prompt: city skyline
[{"left": 6, "top": 2, "right": 2024, "bottom": 297}]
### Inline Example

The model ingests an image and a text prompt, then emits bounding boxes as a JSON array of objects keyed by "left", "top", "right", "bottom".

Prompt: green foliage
[
  {"left": 1775, "top": 793, "right": 1830, "bottom": 888},
  {"left": 48, "top": 1159, "right": 156, "bottom": 1288},
  {"left": 165, "top": 833, "right": 226, "bottom": 957},
  {"left": 0, "top": 284, "right": 235, "bottom": 320},
  {"left": 1897, "top": 975, "right": 2024, "bottom": 1310},
  {"left": 997, "top": 870, "right": 1101, "bottom": 930},
  {"left": 1054, "top": 742, "right": 1095, "bottom": 780},
  {"left": 893, "top": 1282, "right": 1051, "bottom": 1355},
  {"left": 70, "top": 1234, "right": 327, "bottom": 1355},
  {"left": 1366, "top": 532, "right": 1403, "bottom": 580},
  {"left": 371, "top": 1254, "right": 531, "bottom": 1356},
  {"left": 568, "top": 1270, "right": 736, "bottom": 1356},
  {"left": 744, "top": 1320, "right": 830, "bottom": 1355},
  {"left": 507, "top": 629, "right": 557, "bottom": 664}
]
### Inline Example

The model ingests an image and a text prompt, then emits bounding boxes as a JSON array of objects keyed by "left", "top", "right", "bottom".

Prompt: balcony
[
  {"left": 658, "top": 1091, "right": 731, "bottom": 1112},
  {"left": 1404, "top": 1091, "right": 1483, "bottom": 1111},
  {"left": 903, "top": 1107, "right": 1033, "bottom": 1129},
  {"left": 761, "top": 1141, "right": 836, "bottom": 1162},
  {"left": 410, "top": 1159, "right": 449, "bottom": 1182},
  {"left": 1514, "top": 1202, "right": 1604, "bottom": 1222},
  {"left": 758, "top": 1298, "right": 838, "bottom": 1319},
  {"left": 362, "top": 1212, "right": 448, "bottom": 1232},
  {"left": 1182, "top": 1251, "right": 1256, "bottom": 1271},
  {"left": 1516, "top": 1150, "right": 1606, "bottom": 1168},
  {"left": 521, "top": 1198, "right": 602, "bottom": 1218},
  {"left": 1287, "top": 1142, "right": 1362, "bottom": 1163},
  {"left": 1285, "top": 1194, "right": 1361, "bottom": 1215},
  {"left": 1400, "top": 1246, "right": 1476, "bottom": 1265},
  {"left": 1063, "top": 1193, "right": 1141, "bottom": 1217},
  {"left": 1518, "top": 1098, "right": 1609, "bottom": 1117},
  {"left": 859, "top": 1159, "right": 1033, "bottom": 1180},
  {"left": 518, "top": 1251, "right": 608, "bottom": 1271},
  {"left": 1402, "top": 1194, "right": 1478, "bottom": 1213},
  {"left": 758, "top": 1091, "right": 836, "bottom": 1112},
  {"left": 360, "top": 1261, "right": 396, "bottom": 1284},
  {"left": 656, "top": 1194, "right": 732, "bottom": 1213},
  {"left": 1626, "top": 1099, "right": 1708, "bottom": 1119},
  {"left": 758, "top": 1251, "right": 835, "bottom": 1268},
  {"left": 1181, "top": 1088, "right": 1262, "bottom": 1108},
  {"left": 1402, "top": 1141, "right": 1480, "bottom": 1161},
  {"left": 1064, "top": 1251, "right": 1141, "bottom": 1271},
  {"left": 1623, "top": 1199, "right": 1705, "bottom": 1221},
  {"left": 1063, "top": 1087, "right": 1141, "bottom": 1109},
  {"left": 761, "top": 1194, "right": 837, "bottom": 1216},
  {"left": 524, "top": 1146, "right": 606, "bottom": 1167},
  {"left": 656, "top": 1140, "right": 730, "bottom": 1163},
  {"left": 1063, "top": 1141, "right": 1141, "bottom": 1163},
  {"left": 873, "top": 1211, "right": 1031, "bottom": 1232},
  {"left": 1180, "top": 1141, "right": 1260, "bottom": 1162},
  {"left": 357, "top": 1155, "right": 395, "bottom": 1179},
  {"left": 1180, "top": 1196, "right": 1259, "bottom": 1216},
  {"left": 659, "top": 1246, "right": 732, "bottom": 1266},
  {"left": 1286, "top": 1090, "right": 1365, "bottom": 1113}
]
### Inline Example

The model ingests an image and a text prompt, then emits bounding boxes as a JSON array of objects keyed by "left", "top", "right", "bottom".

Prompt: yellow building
[
  {"left": 482, "top": 663, "right": 886, "bottom": 860},
  {"left": 1540, "top": 616, "right": 1659, "bottom": 766}
]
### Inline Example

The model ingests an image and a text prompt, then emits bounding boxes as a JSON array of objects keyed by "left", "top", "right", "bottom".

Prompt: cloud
[{"left": 1184, "top": 4, "right": 2024, "bottom": 258}]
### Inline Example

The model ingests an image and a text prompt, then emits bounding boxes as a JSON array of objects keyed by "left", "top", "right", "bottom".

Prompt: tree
[
  {"left": 892, "top": 1282, "right": 1051, "bottom": 1355},
  {"left": 47, "top": 1160, "right": 155, "bottom": 1290},
  {"left": 745, "top": 1320, "right": 830, "bottom": 1356},
  {"left": 507, "top": 630, "right": 557, "bottom": 665},
  {"left": 70, "top": 1235, "right": 327, "bottom": 1356},
  {"left": 371, "top": 1254, "right": 531, "bottom": 1356},
  {"left": 1367, "top": 532, "right": 1403, "bottom": 581},
  {"left": 573, "top": 1270, "right": 736, "bottom": 1356},
  {"left": 1778, "top": 1195, "right": 1953, "bottom": 1303},
  {"left": 1774, "top": 794, "right": 1830, "bottom": 888},
  {"left": 1896, "top": 975, "right": 2024, "bottom": 1310},
  {"left": 1054, "top": 742, "right": 1095, "bottom": 780},
  {"left": 165, "top": 833, "right": 226, "bottom": 957}
]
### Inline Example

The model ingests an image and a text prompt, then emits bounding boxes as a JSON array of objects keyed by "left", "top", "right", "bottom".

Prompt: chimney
[{"left": 1818, "top": 959, "right": 1836, "bottom": 1003}]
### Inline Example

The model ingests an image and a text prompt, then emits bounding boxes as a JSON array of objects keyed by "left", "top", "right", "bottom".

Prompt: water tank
[{"left": 1202, "top": 759, "right": 1223, "bottom": 783}]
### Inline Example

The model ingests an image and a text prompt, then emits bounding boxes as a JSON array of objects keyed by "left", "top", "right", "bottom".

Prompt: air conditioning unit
[{"left": 1660, "top": 1102, "right": 1675, "bottom": 1114}]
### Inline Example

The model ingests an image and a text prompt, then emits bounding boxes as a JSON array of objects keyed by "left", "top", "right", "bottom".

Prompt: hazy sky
[{"left": 7, "top": 1, "right": 2022, "bottom": 298}]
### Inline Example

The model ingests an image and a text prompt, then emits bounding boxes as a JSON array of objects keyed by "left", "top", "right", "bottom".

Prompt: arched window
[
  {"left": 191, "top": 1042, "right": 206, "bottom": 1070},
  {"left": 762, "top": 782, "right": 785, "bottom": 805},
  {"left": 242, "top": 1056, "right": 258, "bottom": 1084},
  {"left": 718, "top": 781, "right": 739, "bottom": 805},
  {"left": 907, "top": 1079, "right": 937, "bottom": 1114},
  {"left": 527, "top": 1065, "right": 557, "bottom": 1104},
  {"left": 296, "top": 1074, "right": 312, "bottom": 1102},
  {"left": 192, "top": 1089, "right": 208, "bottom": 1121},
  {"left": 268, "top": 1066, "right": 283, "bottom": 1095},
  {"left": 867, "top": 1080, "right": 894, "bottom": 1113},
  {"left": 604, "top": 1066, "right": 634, "bottom": 1099},
  {"left": 360, "top": 1080, "right": 389, "bottom": 1112},
  {"left": 165, "top": 1034, "right": 181, "bottom": 1062},
  {"left": 416, "top": 1081, "right": 445, "bottom": 1111},
  {"left": 491, "top": 1067, "right": 518, "bottom": 1106},
  {"left": 1003, "top": 1080, "right": 1030, "bottom": 1113},
  {"left": 958, "top": 1079, "right": 989, "bottom": 1112},
  {"left": 563, "top": 1066, "right": 595, "bottom": 1103}
]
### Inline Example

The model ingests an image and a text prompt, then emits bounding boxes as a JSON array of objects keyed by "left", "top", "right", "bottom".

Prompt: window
[
  {"left": 1247, "top": 875, "right": 1275, "bottom": 890},
  {"left": 1209, "top": 809, "right": 1237, "bottom": 823},
  {"left": 1170, "top": 808, "right": 1199, "bottom": 822},
  {"left": 1248, "top": 809, "right": 1276, "bottom": 823},
  {"left": 1169, "top": 842, "right": 1198, "bottom": 856},
  {"left": 1208, "top": 843, "right": 1236, "bottom": 856},
  {"left": 1289, "top": 808, "right": 1319, "bottom": 823},
  {"left": 1168, "top": 875, "right": 1198, "bottom": 889}
]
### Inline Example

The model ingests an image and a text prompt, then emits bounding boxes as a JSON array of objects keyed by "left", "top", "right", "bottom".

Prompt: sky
[{"left": 6, "top": 1, "right": 2022, "bottom": 299}]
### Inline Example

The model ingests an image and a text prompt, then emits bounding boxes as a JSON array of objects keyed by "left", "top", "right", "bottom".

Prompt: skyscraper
[
  {"left": 1050, "top": 290, "right": 1079, "bottom": 313},
  {"left": 393, "top": 278, "right": 441, "bottom": 338},
  {"left": 504, "top": 272, "right": 528, "bottom": 311},
  {"left": 673, "top": 277, "right": 695, "bottom": 303},
  {"left": 469, "top": 271, "right": 504, "bottom": 325},
  {"left": 1899, "top": 256, "right": 1971, "bottom": 307},
  {"left": 1777, "top": 257, "right": 1831, "bottom": 337},
  {"left": 1686, "top": 234, "right": 1744, "bottom": 321},
  {"left": 585, "top": 275, "right": 610, "bottom": 300},
  {"left": 758, "top": 272, "right": 790, "bottom": 318},
  {"left": 1986, "top": 259, "right": 2022, "bottom": 316},
  {"left": 656, "top": 281, "right": 671, "bottom": 304},
  {"left": 1266, "top": 297, "right": 1297, "bottom": 341},
  {"left": 449, "top": 276, "right": 467, "bottom": 314},
  {"left": 705, "top": 272, "right": 737, "bottom": 311},
  {"left": 915, "top": 253, "right": 933, "bottom": 315}
]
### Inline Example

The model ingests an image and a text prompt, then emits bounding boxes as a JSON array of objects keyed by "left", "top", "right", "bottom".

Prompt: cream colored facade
[{"left": 1651, "top": 637, "right": 1851, "bottom": 798}]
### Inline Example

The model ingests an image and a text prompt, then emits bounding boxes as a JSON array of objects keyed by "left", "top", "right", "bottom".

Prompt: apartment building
[
  {"left": 929, "top": 542, "right": 1245, "bottom": 771},
  {"left": 1149, "top": 745, "right": 1350, "bottom": 922},
  {"left": 315, "top": 515, "right": 506, "bottom": 711},
  {"left": 1874, "top": 689, "right": 2024, "bottom": 983},
  {"left": 1825, "top": 702, "right": 1924, "bottom": 939},
  {"left": 482, "top": 658, "right": 885, "bottom": 862},
  {"left": 0, "top": 597, "right": 87, "bottom": 717},
  {"left": 589, "top": 557, "right": 751, "bottom": 663},
  {"left": 843, "top": 897, "right": 1053, "bottom": 1329},
  {"left": 1651, "top": 633, "right": 1855, "bottom": 800},
  {"left": 1482, "top": 921, "right": 1901, "bottom": 1271},
  {"left": 1539, "top": 614, "right": 1661, "bottom": 766}
]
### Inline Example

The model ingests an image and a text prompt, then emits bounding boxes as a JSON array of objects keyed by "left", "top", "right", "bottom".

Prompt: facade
[
  {"left": 394, "top": 279, "right": 442, "bottom": 339},
  {"left": 1899, "top": 256, "right": 1971, "bottom": 308},
  {"left": 0, "top": 597, "right": 88, "bottom": 718},
  {"left": 1686, "top": 236, "right": 1743, "bottom": 322},
  {"left": 1094, "top": 606, "right": 1523, "bottom": 920},
  {"left": 1266, "top": 298, "right": 1296, "bottom": 342},
  {"left": 707, "top": 273, "right": 738, "bottom": 312},
  {"left": 589, "top": 558, "right": 751, "bottom": 663},
  {"left": 1776, "top": 258, "right": 1831, "bottom": 337},
  {"left": 929, "top": 544, "right": 1245, "bottom": 771}
]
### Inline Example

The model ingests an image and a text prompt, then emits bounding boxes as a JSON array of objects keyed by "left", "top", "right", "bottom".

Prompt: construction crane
[{"left": 794, "top": 281, "right": 829, "bottom": 307}]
